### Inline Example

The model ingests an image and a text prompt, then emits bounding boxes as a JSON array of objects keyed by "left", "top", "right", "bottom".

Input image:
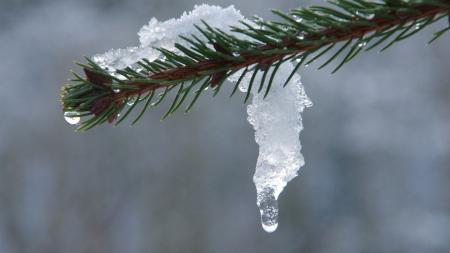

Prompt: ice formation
[
  {"left": 91, "top": 4, "right": 311, "bottom": 233},
  {"left": 229, "top": 65, "right": 311, "bottom": 232}
]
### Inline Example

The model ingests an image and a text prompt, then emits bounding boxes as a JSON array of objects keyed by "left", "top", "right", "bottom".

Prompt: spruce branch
[{"left": 61, "top": 0, "right": 450, "bottom": 131}]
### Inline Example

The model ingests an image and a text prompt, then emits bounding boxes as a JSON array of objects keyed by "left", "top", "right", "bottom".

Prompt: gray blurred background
[{"left": 1, "top": 0, "right": 450, "bottom": 252}]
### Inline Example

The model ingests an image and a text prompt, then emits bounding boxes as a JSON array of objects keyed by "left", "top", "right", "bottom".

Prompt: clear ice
[{"left": 89, "top": 4, "right": 311, "bottom": 233}]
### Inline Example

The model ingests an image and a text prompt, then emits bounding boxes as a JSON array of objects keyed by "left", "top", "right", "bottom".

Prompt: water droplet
[
  {"left": 64, "top": 111, "right": 80, "bottom": 125},
  {"left": 239, "top": 83, "right": 248, "bottom": 92},
  {"left": 127, "top": 96, "right": 137, "bottom": 106},
  {"left": 415, "top": 23, "right": 421, "bottom": 30},
  {"left": 113, "top": 88, "right": 120, "bottom": 93},
  {"left": 297, "top": 32, "right": 305, "bottom": 40},
  {"left": 358, "top": 41, "right": 367, "bottom": 48},
  {"left": 356, "top": 11, "right": 375, "bottom": 20},
  {"left": 304, "top": 64, "right": 310, "bottom": 68},
  {"left": 257, "top": 187, "right": 279, "bottom": 233},
  {"left": 203, "top": 86, "right": 209, "bottom": 91},
  {"left": 295, "top": 17, "right": 303, "bottom": 23}
]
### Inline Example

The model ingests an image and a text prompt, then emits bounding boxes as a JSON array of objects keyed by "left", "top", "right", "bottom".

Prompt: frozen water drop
[
  {"left": 257, "top": 188, "right": 279, "bottom": 233},
  {"left": 64, "top": 111, "right": 80, "bottom": 125}
]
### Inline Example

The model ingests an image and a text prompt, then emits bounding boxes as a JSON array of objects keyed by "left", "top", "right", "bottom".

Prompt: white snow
[
  {"left": 91, "top": 4, "right": 311, "bottom": 233},
  {"left": 92, "top": 4, "right": 244, "bottom": 71}
]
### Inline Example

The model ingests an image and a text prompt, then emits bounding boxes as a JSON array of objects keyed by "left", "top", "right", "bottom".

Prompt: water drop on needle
[
  {"left": 356, "top": 11, "right": 375, "bottom": 20},
  {"left": 127, "top": 96, "right": 137, "bottom": 106},
  {"left": 297, "top": 32, "right": 305, "bottom": 40},
  {"left": 64, "top": 111, "right": 80, "bottom": 125}
]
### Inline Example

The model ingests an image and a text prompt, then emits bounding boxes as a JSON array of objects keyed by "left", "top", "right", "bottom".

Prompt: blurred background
[{"left": 1, "top": 0, "right": 450, "bottom": 252}]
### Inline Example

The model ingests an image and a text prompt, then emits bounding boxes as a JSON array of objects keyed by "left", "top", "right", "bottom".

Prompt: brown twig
[{"left": 86, "top": 5, "right": 449, "bottom": 108}]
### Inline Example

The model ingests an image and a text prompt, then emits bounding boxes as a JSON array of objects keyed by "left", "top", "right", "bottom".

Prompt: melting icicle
[
  {"left": 64, "top": 111, "right": 80, "bottom": 125},
  {"left": 229, "top": 60, "right": 311, "bottom": 232}
]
